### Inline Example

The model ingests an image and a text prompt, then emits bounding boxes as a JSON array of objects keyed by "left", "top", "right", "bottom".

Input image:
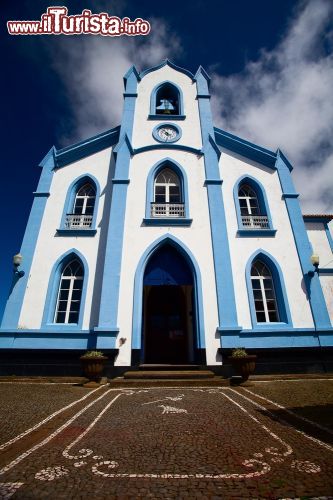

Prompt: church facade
[{"left": 1, "top": 60, "right": 332, "bottom": 372}]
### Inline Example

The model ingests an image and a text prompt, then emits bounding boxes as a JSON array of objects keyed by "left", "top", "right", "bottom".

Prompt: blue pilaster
[
  {"left": 1, "top": 147, "right": 55, "bottom": 329},
  {"left": 95, "top": 66, "right": 139, "bottom": 337},
  {"left": 277, "top": 150, "right": 331, "bottom": 329},
  {"left": 194, "top": 67, "right": 240, "bottom": 331}
]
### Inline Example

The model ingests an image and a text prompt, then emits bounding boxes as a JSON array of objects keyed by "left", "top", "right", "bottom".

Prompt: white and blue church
[{"left": 1, "top": 60, "right": 333, "bottom": 375}]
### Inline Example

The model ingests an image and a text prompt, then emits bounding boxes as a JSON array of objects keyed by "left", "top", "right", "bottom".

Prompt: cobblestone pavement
[
  {"left": 0, "top": 383, "right": 94, "bottom": 444},
  {"left": 0, "top": 382, "right": 332, "bottom": 499}
]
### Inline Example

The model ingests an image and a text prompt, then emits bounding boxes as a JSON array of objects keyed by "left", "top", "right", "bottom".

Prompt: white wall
[
  {"left": 306, "top": 221, "right": 333, "bottom": 325},
  {"left": 219, "top": 149, "right": 314, "bottom": 330},
  {"left": 132, "top": 66, "right": 202, "bottom": 150},
  {"left": 305, "top": 222, "right": 333, "bottom": 269},
  {"left": 116, "top": 149, "right": 219, "bottom": 365},
  {"left": 320, "top": 275, "right": 333, "bottom": 324},
  {"left": 19, "top": 147, "right": 113, "bottom": 329}
]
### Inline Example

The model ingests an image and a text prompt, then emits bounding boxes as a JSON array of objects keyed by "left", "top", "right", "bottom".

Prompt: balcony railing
[
  {"left": 65, "top": 214, "right": 93, "bottom": 229},
  {"left": 151, "top": 203, "right": 185, "bottom": 218},
  {"left": 241, "top": 215, "right": 269, "bottom": 229}
]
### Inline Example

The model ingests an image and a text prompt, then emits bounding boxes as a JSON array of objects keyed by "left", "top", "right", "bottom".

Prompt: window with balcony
[
  {"left": 143, "top": 159, "right": 192, "bottom": 226},
  {"left": 238, "top": 184, "right": 269, "bottom": 229},
  {"left": 57, "top": 175, "right": 99, "bottom": 235},
  {"left": 152, "top": 168, "right": 184, "bottom": 218},
  {"left": 66, "top": 183, "right": 96, "bottom": 229},
  {"left": 234, "top": 176, "right": 276, "bottom": 236}
]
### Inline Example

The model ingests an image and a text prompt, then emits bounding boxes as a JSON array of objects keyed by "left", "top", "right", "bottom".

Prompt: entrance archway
[{"left": 143, "top": 244, "right": 194, "bottom": 364}]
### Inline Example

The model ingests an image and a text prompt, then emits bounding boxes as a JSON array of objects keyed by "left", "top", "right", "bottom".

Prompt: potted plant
[
  {"left": 228, "top": 348, "right": 257, "bottom": 382},
  {"left": 80, "top": 350, "right": 108, "bottom": 384}
]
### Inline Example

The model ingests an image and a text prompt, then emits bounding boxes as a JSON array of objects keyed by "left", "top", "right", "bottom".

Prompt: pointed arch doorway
[{"left": 143, "top": 244, "right": 195, "bottom": 364}]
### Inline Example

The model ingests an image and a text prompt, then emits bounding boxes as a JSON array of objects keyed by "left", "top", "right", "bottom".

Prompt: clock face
[
  {"left": 158, "top": 126, "right": 178, "bottom": 142},
  {"left": 153, "top": 123, "right": 182, "bottom": 143}
]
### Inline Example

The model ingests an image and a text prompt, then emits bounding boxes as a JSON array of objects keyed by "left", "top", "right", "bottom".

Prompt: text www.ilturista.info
[{"left": 7, "top": 6, "right": 151, "bottom": 36}]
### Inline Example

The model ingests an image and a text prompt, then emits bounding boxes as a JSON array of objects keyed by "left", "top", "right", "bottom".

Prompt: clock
[{"left": 152, "top": 123, "right": 181, "bottom": 143}]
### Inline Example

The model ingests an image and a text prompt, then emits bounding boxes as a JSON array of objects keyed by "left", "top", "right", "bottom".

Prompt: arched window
[
  {"left": 149, "top": 81, "right": 185, "bottom": 120},
  {"left": 234, "top": 176, "right": 275, "bottom": 235},
  {"left": 251, "top": 260, "right": 279, "bottom": 323},
  {"left": 54, "top": 259, "right": 84, "bottom": 324},
  {"left": 152, "top": 168, "right": 183, "bottom": 217},
  {"left": 66, "top": 182, "right": 96, "bottom": 229},
  {"left": 238, "top": 183, "right": 267, "bottom": 228},
  {"left": 156, "top": 83, "right": 179, "bottom": 115}
]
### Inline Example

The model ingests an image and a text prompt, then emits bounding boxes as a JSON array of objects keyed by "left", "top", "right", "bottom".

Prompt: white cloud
[
  {"left": 49, "top": 18, "right": 182, "bottom": 142},
  {"left": 210, "top": 0, "right": 333, "bottom": 213}
]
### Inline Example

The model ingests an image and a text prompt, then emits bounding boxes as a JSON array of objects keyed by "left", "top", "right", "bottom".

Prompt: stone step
[
  {"left": 138, "top": 364, "right": 201, "bottom": 371},
  {"left": 109, "top": 377, "right": 229, "bottom": 388},
  {"left": 123, "top": 370, "right": 215, "bottom": 380}
]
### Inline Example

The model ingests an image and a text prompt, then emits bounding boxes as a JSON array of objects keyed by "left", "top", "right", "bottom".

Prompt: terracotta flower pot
[
  {"left": 228, "top": 355, "right": 257, "bottom": 382},
  {"left": 80, "top": 356, "right": 108, "bottom": 382}
]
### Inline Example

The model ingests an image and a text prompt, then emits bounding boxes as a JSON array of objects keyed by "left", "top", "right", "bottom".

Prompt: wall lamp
[
  {"left": 13, "top": 253, "right": 25, "bottom": 278},
  {"left": 308, "top": 254, "right": 319, "bottom": 277}
]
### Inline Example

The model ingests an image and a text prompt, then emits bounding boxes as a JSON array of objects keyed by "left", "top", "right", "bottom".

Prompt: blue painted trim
[
  {"left": 233, "top": 174, "right": 275, "bottom": 234},
  {"left": 276, "top": 150, "right": 331, "bottom": 329},
  {"left": 41, "top": 249, "right": 89, "bottom": 330},
  {"left": 59, "top": 174, "right": 100, "bottom": 232},
  {"left": 214, "top": 127, "right": 277, "bottom": 169},
  {"left": 96, "top": 67, "right": 138, "bottom": 330},
  {"left": 33, "top": 192, "right": 50, "bottom": 198},
  {"left": 123, "top": 65, "right": 141, "bottom": 86},
  {"left": 245, "top": 249, "right": 293, "bottom": 329},
  {"left": 144, "top": 157, "right": 190, "bottom": 221},
  {"left": 237, "top": 229, "right": 277, "bottom": 237},
  {"left": 220, "top": 334, "right": 329, "bottom": 349},
  {"left": 194, "top": 65, "right": 211, "bottom": 88},
  {"left": 204, "top": 179, "right": 223, "bottom": 185},
  {"left": 143, "top": 218, "right": 192, "bottom": 226},
  {"left": 134, "top": 144, "right": 202, "bottom": 156},
  {"left": 319, "top": 268, "right": 333, "bottom": 274},
  {"left": 0, "top": 329, "right": 91, "bottom": 334},
  {"left": 114, "top": 133, "right": 134, "bottom": 156},
  {"left": 140, "top": 59, "right": 194, "bottom": 80},
  {"left": 1, "top": 147, "right": 56, "bottom": 330},
  {"left": 282, "top": 193, "right": 299, "bottom": 199},
  {"left": 276, "top": 149, "right": 293, "bottom": 171},
  {"left": 196, "top": 68, "right": 240, "bottom": 330},
  {"left": 149, "top": 80, "right": 184, "bottom": 117},
  {"left": 94, "top": 327, "right": 119, "bottom": 333},
  {"left": 56, "top": 229, "right": 97, "bottom": 237},
  {"left": 123, "top": 93, "right": 138, "bottom": 98},
  {"left": 132, "top": 234, "right": 206, "bottom": 353},
  {"left": 148, "top": 115, "right": 186, "bottom": 121},
  {"left": 324, "top": 222, "right": 333, "bottom": 252},
  {"left": 55, "top": 127, "right": 120, "bottom": 168},
  {"left": 112, "top": 179, "right": 130, "bottom": 185},
  {"left": 152, "top": 123, "right": 182, "bottom": 143}
]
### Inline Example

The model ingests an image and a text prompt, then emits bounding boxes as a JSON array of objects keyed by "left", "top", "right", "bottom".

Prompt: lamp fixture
[
  {"left": 13, "top": 253, "right": 25, "bottom": 278},
  {"left": 308, "top": 253, "right": 319, "bottom": 277}
]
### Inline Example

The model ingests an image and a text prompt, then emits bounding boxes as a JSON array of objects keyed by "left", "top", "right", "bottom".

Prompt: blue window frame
[
  {"left": 57, "top": 174, "right": 100, "bottom": 236},
  {"left": 42, "top": 249, "right": 89, "bottom": 330},
  {"left": 245, "top": 250, "right": 292, "bottom": 329},
  {"left": 149, "top": 81, "right": 185, "bottom": 120},
  {"left": 233, "top": 175, "right": 276, "bottom": 236},
  {"left": 143, "top": 158, "right": 192, "bottom": 226}
]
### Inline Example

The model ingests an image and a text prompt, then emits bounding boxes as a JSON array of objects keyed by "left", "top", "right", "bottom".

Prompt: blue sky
[{"left": 1, "top": 0, "right": 333, "bottom": 321}]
